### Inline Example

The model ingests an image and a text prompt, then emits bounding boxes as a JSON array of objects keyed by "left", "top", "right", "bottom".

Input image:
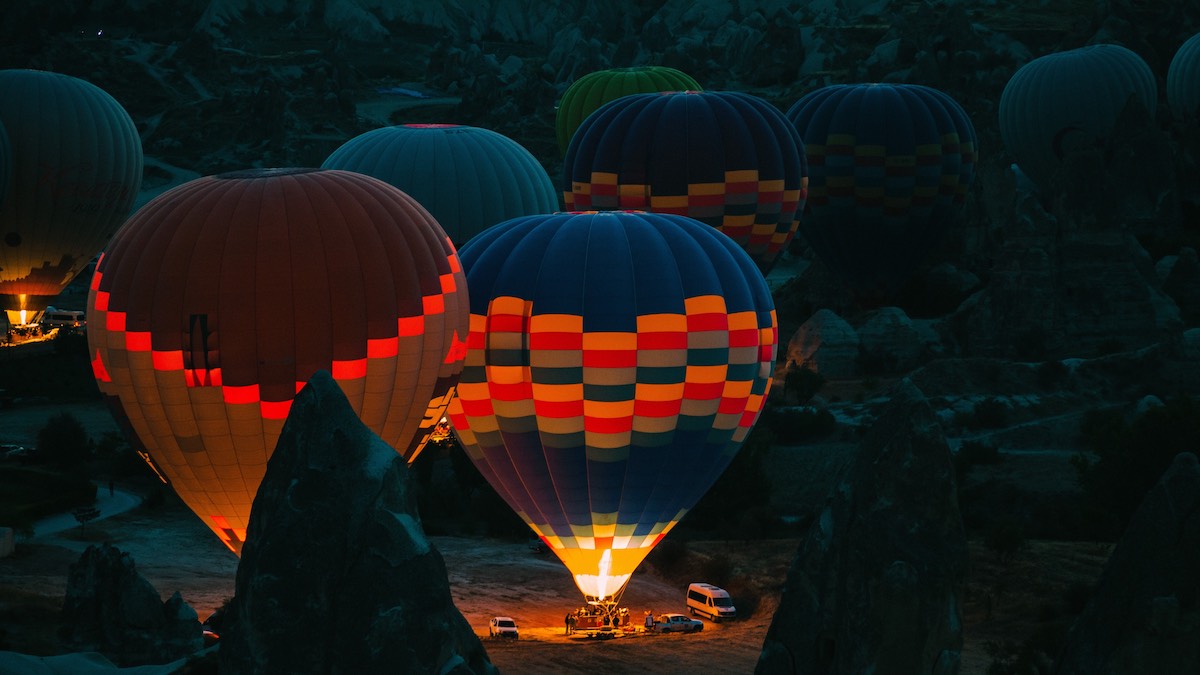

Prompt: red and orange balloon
[{"left": 87, "top": 168, "right": 468, "bottom": 553}]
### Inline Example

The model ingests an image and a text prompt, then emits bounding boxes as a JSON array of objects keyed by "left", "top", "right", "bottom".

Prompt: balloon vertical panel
[{"left": 88, "top": 168, "right": 468, "bottom": 553}]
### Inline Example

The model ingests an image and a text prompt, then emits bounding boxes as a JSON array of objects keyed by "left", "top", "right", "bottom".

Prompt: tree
[{"left": 35, "top": 411, "right": 90, "bottom": 468}]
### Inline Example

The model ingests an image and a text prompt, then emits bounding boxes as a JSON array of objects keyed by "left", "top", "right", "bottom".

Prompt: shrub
[
  {"left": 35, "top": 411, "right": 90, "bottom": 469},
  {"left": 765, "top": 406, "right": 837, "bottom": 443}
]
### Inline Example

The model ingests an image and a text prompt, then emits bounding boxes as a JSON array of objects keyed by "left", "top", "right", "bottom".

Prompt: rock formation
[
  {"left": 853, "top": 307, "right": 941, "bottom": 374},
  {"left": 218, "top": 370, "right": 495, "bottom": 675},
  {"left": 58, "top": 543, "right": 202, "bottom": 667},
  {"left": 1053, "top": 452, "right": 1200, "bottom": 674},
  {"left": 785, "top": 309, "right": 860, "bottom": 379},
  {"left": 756, "top": 379, "right": 966, "bottom": 674}
]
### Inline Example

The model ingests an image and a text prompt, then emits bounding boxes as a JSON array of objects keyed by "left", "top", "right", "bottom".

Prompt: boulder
[
  {"left": 785, "top": 309, "right": 860, "bottom": 379},
  {"left": 58, "top": 543, "right": 202, "bottom": 667},
  {"left": 218, "top": 371, "right": 495, "bottom": 675},
  {"left": 1054, "top": 453, "right": 1200, "bottom": 674},
  {"left": 854, "top": 307, "right": 941, "bottom": 373},
  {"left": 757, "top": 379, "right": 966, "bottom": 674}
]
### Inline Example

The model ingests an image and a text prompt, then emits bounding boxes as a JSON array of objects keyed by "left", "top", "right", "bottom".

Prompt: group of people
[{"left": 562, "top": 606, "right": 645, "bottom": 635}]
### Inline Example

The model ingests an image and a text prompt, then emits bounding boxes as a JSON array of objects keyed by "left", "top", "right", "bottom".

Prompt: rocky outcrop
[
  {"left": 58, "top": 543, "right": 202, "bottom": 667},
  {"left": 854, "top": 307, "right": 942, "bottom": 374},
  {"left": 757, "top": 379, "right": 966, "bottom": 674},
  {"left": 1054, "top": 452, "right": 1200, "bottom": 674},
  {"left": 218, "top": 370, "right": 495, "bottom": 675},
  {"left": 785, "top": 309, "right": 860, "bottom": 379}
]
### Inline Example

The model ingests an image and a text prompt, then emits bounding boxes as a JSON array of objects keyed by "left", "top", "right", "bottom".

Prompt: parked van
[
  {"left": 39, "top": 307, "right": 86, "bottom": 331},
  {"left": 686, "top": 582, "right": 736, "bottom": 621}
]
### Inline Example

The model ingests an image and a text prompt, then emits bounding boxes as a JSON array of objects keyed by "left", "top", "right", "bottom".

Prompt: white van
[
  {"left": 39, "top": 307, "right": 86, "bottom": 331},
  {"left": 686, "top": 582, "right": 736, "bottom": 622}
]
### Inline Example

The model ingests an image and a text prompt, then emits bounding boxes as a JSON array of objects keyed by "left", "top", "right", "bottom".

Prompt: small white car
[
  {"left": 489, "top": 616, "right": 519, "bottom": 639},
  {"left": 655, "top": 613, "right": 703, "bottom": 633}
]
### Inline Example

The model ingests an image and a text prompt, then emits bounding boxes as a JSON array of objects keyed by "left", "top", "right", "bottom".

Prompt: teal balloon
[
  {"left": 999, "top": 44, "right": 1156, "bottom": 192},
  {"left": 0, "top": 69, "right": 143, "bottom": 319},
  {"left": 1168, "top": 32, "right": 1200, "bottom": 121},
  {"left": 321, "top": 124, "right": 560, "bottom": 247}
]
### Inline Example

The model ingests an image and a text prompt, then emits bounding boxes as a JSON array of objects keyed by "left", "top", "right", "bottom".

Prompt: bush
[
  {"left": 765, "top": 406, "right": 837, "bottom": 443},
  {"left": 646, "top": 538, "right": 688, "bottom": 577},
  {"left": 782, "top": 365, "right": 825, "bottom": 404},
  {"left": 35, "top": 411, "right": 91, "bottom": 469}
]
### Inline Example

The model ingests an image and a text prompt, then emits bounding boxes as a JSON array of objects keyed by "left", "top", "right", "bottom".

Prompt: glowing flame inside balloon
[
  {"left": 571, "top": 548, "right": 631, "bottom": 601},
  {"left": 18, "top": 309, "right": 26, "bottom": 325}
]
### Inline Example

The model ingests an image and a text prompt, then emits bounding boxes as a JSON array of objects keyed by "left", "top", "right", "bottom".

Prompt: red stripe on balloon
[
  {"left": 125, "top": 331, "right": 151, "bottom": 351},
  {"left": 368, "top": 336, "right": 399, "bottom": 358},
  {"left": 260, "top": 399, "right": 292, "bottom": 420},
  {"left": 223, "top": 384, "right": 260, "bottom": 405},
  {"left": 332, "top": 358, "right": 367, "bottom": 379},
  {"left": 152, "top": 350, "right": 184, "bottom": 371},
  {"left": 583, "top": 350, "right": 636, "bottom": 368},
  {"left": 536, "top": 400, "right": 584, "bottom": 418},
  {"left": 530, "top": 332, "right": 583, "bottom": 350}
]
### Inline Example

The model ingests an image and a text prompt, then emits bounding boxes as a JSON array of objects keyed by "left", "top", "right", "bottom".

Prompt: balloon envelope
[
  {"left": 563, "top": 90, "right": 807, "bottom": 274},
  {"left": 322, "top": 124, "right": 559, "bottom": 247},
  {"left": 447, "top": 210, "right": 777, "bottom": 599},
  {"left": 999, "top": 44, "right": 1156, "bottom": 192},
  {"left": 0, "top": 69, "right": 143, "bottom": 324},
  {"left": 1168, "top": 32, "right": 1200, "bottom": 121},
  {"left": 87, "top": 168, "right": 469, "bottom": 553},
  {"left": 555, "top": 66, "right": 702, "bottom": 155},
  {"left": 786, "top": 82, "right": 977, "bottom": 293}
]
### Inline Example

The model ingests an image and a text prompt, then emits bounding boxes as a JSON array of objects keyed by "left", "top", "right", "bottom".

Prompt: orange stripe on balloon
[
  {"left": 125, "top": 331, "right": 152, "bottom": 351},
  {"left": 211, "top": 515, "right": 231, "bottom": 529},
  {"left": 223, "top": 384, "right": 260, "bottom": 405},
  {"left": 152, "top": 350, "right": 185, "bottom": 371},
  {"left": 368, "top": 336, "right": 399, "bottom": 358},
  {"left": 260, "top": 399, "right": 292, "bottom": 420},
  {"left": 332, "top": 358, "right": 367, "bottom": 379}
]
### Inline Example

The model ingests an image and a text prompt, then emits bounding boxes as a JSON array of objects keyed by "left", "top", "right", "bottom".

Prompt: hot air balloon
[
  {"left": 87, "top": 168, "right": 469, "bottom": 553},
  {"left": 786, "top": 82, "right": 977, "bottom": 294},
  {"left": 563, "top": 90, "right": 807, "bottom": 274},
  {"left": 321, "top": 124, "right": 559, "bottom": 247},
  {"left": 0, "top": 120, "right": 9, "bottom": 212},
  {"left": 1168, "top": 32, "right": 1200, "bottom": 121},
  {"left": 447, "top": 210, "right": 777, "bottom": 607},
  {"left": 999, "top": 44, "right": 1156, "bottom": 193},
  {"left": 0, "top": 69, "right": 143, "bottom": 327},
  {"left": 555, "top": 66, "right": 702, "bottom": 155}
]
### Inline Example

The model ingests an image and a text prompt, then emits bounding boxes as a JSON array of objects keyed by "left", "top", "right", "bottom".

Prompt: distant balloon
[
  {"left": 999, "top": 44, "right": 1156, "bottom": 192},
  {"left": 0, "top": 120, "right": 9, "bottom": 212},
  {"left": 1168, "top": 32, "right": 1200, "bottom": 121},
  {"left": 555, "top": 66, "right": 702, "bottom": 155},
  {"left": 563, "top": 90, "right": 807, "bottom": 273},
  {"left": 87, "top": 168, "right": 469, "bottom": 554},
  {"left": 448, "top": 210, "right": 777, "bottom": 601},
  {"left": 0, "top": 69, "right": 143, "bottom": 326},
  {"left": 321, "top": 124, "right": 559, "bottom": 247},
  {"left": 786, "top": 83, "right": 977, "bottom": 293}
]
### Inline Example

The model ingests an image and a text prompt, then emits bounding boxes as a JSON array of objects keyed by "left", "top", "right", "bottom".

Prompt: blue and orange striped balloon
[
  {"left": 787, "top": 82, "right": 977, "bottom": 294},
  {"left": 563, "top": 90, "right": 807, "bottom": 274},
  {"left": 447, "top": 210, "right": 777, "bottom": 600}
]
